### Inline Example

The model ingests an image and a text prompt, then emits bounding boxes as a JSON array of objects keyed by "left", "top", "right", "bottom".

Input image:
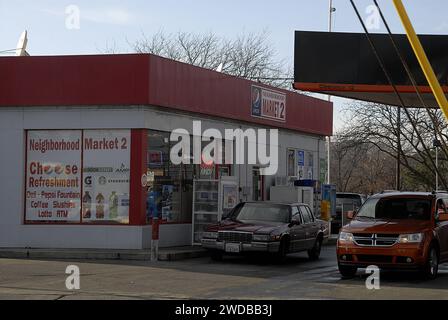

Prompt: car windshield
[
  {"left": 356, "top": 197, "right": 431, "bottom": 220},
  {"left": 233, "top": 203, "right": 290, "bottom": 223}
]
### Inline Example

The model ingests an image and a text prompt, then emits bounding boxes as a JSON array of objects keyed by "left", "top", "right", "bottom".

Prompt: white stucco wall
[{"left": 0, "top": 106, "right": 327, "bottom": 249}]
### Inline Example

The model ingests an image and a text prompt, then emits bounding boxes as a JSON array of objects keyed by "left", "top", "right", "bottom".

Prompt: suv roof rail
[{"left": 432, "top": 190, "right": 448, "bottom": 194}]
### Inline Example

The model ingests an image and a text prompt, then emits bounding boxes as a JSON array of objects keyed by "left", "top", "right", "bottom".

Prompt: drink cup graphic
[
  {"left": 82, "top": 191, "right": 92, "bottom": 219},
  {"left": 109, "top": 191, "right": 118, "bottom": 219},
  {"left": 96, "top": 193, "right": 105, "bottom": 219}
]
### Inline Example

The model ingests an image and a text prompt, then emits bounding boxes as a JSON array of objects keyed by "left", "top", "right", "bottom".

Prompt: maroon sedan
[{"left": 201, "top": 202, "right": 329, "bottom": 261}]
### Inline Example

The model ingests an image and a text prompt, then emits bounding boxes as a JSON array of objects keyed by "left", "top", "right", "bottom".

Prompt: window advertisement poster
[
  {"left": 251, "top": 85, "right": 286, "bottom": 122},
  {"left": 25, "top": 130, "right": 82, "bottom": 222},
  {"left": 297, "top": 166, "right": 304, "bottom": 179},
  {"left": 320, "top": 158, "right": 327, "bottom": 184},
  {"left": 161, "top": 185, "right": 174, "bottom": 222},
  {"left": 297, "top": 150, "right": 305, "bottom": 180},
  {"left": 146, "top": 190, "right": 161, "bottom": 220},
  {"left": 222, "top": 184, "right": 238, "bottom": 209},
  {"left": 82, "top": 130, "right": 131, "bottom": 223},
  {"left": 200, "top": 160, "right": 215, "bottom": 178},
  {"left": 148, "top": 150, "right": 163, "bottom": 167},
  {"left": 307, "top": 152, "right": 314, "bottom": 180},
  {"left": 287, "top": 149, "right": 295, "bottom": 177},
  {"left": 297, "top": 150, "right": 305, "bottom": 166}
]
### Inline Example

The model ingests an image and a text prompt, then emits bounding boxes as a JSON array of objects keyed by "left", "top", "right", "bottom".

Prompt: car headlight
[
  {"left": 339, "top": 232, "right": 354, "bottom": 243},
  {"left": 202, "top": 232, "right": 218, "bottom": 239},
  {"left": 398, "top": 233, "right": 423, "bottom": 244},
  {"left": 253, "top": 234, "right": 271, "bottom": 242}
]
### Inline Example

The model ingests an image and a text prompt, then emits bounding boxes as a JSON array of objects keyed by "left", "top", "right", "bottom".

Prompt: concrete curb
[
  {"left": 0, "top": 242, "right": 336, "bottom": 261},
  {"left": 158, "top": 248, "right": 209, "bottom": 261},
  {"left": 0, "top": 247, "right": 208, "bottom": 262}
]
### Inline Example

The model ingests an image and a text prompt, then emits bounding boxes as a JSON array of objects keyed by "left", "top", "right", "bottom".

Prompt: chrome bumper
[{"left": 201, "top": 239, "right": 281, "bottom": 253}]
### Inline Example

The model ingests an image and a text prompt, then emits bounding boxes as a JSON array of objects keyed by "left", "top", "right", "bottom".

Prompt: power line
[
  {"left": 246, "top": 77, "right": 293, "bottom": 81},
  {"left": 0, "top": 49, "right": 18, "bottom": 54},
  {"left": 349, "top": 0, "right": 447, "bottom": 189},
  {"left": 372, "top": 0, "right": 448, "bottom": 164}
]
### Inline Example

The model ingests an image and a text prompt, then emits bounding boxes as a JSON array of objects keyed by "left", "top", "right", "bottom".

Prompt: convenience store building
[{"left": 0, "top": 54, "right": 332, "bottom": 249}]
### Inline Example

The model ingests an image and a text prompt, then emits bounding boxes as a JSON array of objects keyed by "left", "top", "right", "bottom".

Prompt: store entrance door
[{"left": 252, "top": 167, "right": 263, "bottom": 201}]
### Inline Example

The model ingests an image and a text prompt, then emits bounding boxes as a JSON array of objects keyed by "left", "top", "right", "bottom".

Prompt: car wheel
[
  {"left": 276, "top": 238, "right": 289, "bottom": 261},
  {"left": 421, "top": 245, "right": 439, "bottom": 280},
  {"left": 338, "top": 263, "right": 358, "bottom": 279},
  {"left": 210, "top": 250, "right": 223, "bottom": 261},
  {"left": 307, "top": 238, "right": 322, "bottom": 260}
]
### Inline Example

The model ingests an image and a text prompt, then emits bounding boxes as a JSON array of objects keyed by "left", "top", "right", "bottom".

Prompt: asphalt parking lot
[{"left": 0, "top": 245, "right": 447, "bottom": 300}]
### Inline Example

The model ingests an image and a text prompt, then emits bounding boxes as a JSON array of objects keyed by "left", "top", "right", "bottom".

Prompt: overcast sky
[{"left": 1, "top": 0, "right": 447, "bottom": 131}]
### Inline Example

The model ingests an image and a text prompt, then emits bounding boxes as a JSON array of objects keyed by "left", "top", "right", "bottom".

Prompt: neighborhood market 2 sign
[{"left": 25, "top": 130, "right": 130, "bottom": 224}]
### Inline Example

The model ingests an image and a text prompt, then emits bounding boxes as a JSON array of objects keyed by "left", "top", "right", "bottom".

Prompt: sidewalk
[
  {"left": 0, "top": 239, "right": 337, "bottom": 262},
  {"left": 0, "top": 246, "right": 208, "bottom": 262}
]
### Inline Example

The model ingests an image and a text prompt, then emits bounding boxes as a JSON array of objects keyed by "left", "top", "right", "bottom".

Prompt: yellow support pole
[{"left": 392, "top": 0, "right": 448, "bottom": 121}]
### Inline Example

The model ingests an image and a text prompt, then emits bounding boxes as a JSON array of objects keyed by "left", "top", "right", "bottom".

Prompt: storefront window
[
  {"left": 287, "top": 149, "right": 296, "bottom": 177},
  {"left": 145, "top": 131, "right": 233, "bottom": 224},
  {"left": 306, "top": 151, "right": 314, "bottom": 180},
  {"left": 252, "top": 167, "right": 262, "bottom": 201},
  {"left": 146, "top": 130, "right": 193, "bottom": 224},
  {"left": 297, "top": 150, "right": 305, "bottom": 179},
  {"left": 320, "top": 158, "right": 327, "bottom": 184}
]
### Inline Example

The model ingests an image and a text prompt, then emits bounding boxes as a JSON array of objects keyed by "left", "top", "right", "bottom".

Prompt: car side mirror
[
  {"left": 289, "top": 220, "right": 300, "bottom": 227},
  {"left": 346, "top": 210, "right": 356, "bottom": 220}
]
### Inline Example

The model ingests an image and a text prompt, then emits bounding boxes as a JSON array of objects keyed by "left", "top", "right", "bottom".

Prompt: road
[{"left": 0, "top": 245, "right": 447, "bottom": 300}]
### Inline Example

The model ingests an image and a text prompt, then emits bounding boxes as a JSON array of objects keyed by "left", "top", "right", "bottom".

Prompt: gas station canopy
[{"left": 293, "top": 31, "right": 448, "bottom": 108}]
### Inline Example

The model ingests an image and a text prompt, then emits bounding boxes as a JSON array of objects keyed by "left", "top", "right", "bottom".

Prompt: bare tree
[
  {"left": 354, "top": 143, "right": 396, "bottom": 195},
  {"left": 331, "top": 136, "right": 366, "bottom": 192},
  {"left": 339, "top": 101, "right": 448, "bottom": 191},
  {"left": 129, "top": 30, "right": 292, "bottom": 89},
  {"left": 330, "top": 134, "right": 396, "bottom": 194}
]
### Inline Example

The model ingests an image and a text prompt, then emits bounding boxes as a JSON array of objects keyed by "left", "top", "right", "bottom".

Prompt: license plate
[{"left": 225, "top": 243, "right": 241, "bottom": 253}]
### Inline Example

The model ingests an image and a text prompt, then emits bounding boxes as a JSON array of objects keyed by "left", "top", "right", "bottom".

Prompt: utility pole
[
  {"left": 436, "top": 145, "right": 439, "bottom": 191},
  {"left": 328, "top": 0, "right": 334, "bottom": 34},
  {"left": 434, "top": 138, "right": 442, "bottom": 191}
]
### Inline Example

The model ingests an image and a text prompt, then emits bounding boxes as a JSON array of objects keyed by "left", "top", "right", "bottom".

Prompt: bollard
[
  {"left": 321, "top": 200, "right": 332, "bottom": 236},
  {"left": 151, "top": 217, "right": 160, "bottom": 261}
]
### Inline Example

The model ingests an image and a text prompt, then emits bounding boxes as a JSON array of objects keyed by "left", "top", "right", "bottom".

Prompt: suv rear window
[{"left": 356, "top": 197, "right": 431, "bottom": 220}]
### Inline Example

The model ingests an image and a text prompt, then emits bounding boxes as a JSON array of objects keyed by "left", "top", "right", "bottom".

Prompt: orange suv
[{"left": 337, "top": 192, "right": 448, "bottom": 279}]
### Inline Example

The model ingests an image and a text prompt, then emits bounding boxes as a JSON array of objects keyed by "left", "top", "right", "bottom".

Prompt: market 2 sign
[
  {"left": 251, "top": 85, "right": 286, "bottom": 122},
  {"left": 25, "top": 130, "right": 131, "bottom": 223}
]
